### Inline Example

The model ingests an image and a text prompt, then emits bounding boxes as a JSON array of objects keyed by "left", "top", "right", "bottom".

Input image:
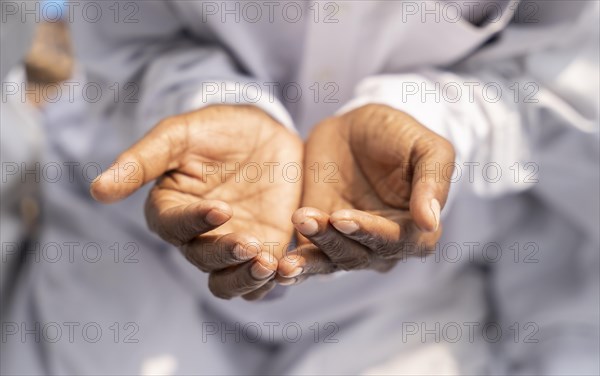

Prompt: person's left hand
[{"left": 277, "top": 104, "right": 455, "bottom": 285}]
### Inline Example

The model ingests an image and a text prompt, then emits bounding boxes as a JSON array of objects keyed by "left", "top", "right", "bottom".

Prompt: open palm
[
  {"left": 92, "top": 105, "right": 302, "bottom": 299},
  {"left": 278, "top": 104, "right": 455, "bottom": 283}
]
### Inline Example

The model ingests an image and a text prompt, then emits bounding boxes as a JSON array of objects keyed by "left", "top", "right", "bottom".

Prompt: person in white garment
[
  {"left": 0, "top": 0, "right": 42, "bottom": 306},
  {"left": 2, "top": 0, "right": 598, "bottom": 375}
]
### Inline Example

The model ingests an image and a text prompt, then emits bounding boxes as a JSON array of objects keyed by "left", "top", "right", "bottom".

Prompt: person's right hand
[{"left": 91, "top": 105, "right": 303, "bottom": 300}]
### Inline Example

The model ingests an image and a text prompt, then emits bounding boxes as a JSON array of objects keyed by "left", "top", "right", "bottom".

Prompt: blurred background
[
  {"left": 1, "top": 0, "right": 74, "bottom": 303},
  {"left": 1, "top": 1, "right": 599, "bottom": 375}
]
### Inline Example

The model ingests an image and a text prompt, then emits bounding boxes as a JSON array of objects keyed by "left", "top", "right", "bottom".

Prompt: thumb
[
  {"left": 409, "top": 136, "right": 455, "bottom": 232},
  {"left": 91, "top": 118, "right": 188, "bottom": 203}
]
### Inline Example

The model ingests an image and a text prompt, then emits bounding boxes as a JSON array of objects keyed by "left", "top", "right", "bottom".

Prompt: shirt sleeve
[
  {"left": 70, "top": 0, "right": 294, "bottom": 136},
  {"left": 338, "top": 2, "right": 598, "bottom": 201}
]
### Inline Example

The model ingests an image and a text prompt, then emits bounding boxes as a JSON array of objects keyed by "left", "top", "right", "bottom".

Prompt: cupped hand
[
  {"left": 277, "top": 104, "right": 455, "bottom": 285},
  {"left": 91, "top": 105, "right": 303, "bottom": 300}
]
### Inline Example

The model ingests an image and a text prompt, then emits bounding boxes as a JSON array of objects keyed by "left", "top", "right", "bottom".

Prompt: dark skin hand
[
  {"left": 277, "top": 104, "right": 455, "bottom": 285},
  {"left": 91, "top": 103, "right": 454, "bottom": 297},
  {"left": 91, "top": 105, "right": 303, "bottom": 300}
]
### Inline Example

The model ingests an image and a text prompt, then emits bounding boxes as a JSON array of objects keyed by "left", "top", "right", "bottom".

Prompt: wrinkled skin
[
  {"left": 91, "top": 105, "right": 303, "bottom": 300},
  {"left": 92, "top": 103, "right": 455, "bottom": 299},
  {"left": 277, "top": 104, "right": 455, "bottom": 285}
]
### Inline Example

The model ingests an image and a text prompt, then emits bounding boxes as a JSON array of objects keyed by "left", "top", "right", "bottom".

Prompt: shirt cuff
[
  {"left": 181, "top": 80, "right": 296, "bottom": 133},
  {"left": 337, "top": 74, "right": 473, "bottom": 164}
]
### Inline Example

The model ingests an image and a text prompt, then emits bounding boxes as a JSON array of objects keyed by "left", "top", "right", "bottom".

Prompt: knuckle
[
  {"left": 319, "top": 236, "right": 346, "bottom": 259},
  {"left": 371, "top": 238, "right": 400, "bottom": 258},
  {"left": 383, "top": 243, "right": 412, "bottom": 259},
  {"left": 337, "top": 253, "right": 370, "bottom": 271},
  {"left": 434, "top": 136, "right": 456, "bottom": 163},
  {"left": 156, "top": 117, "right": 179, "bottom": 132},
  {"left": 311, "top": 116, "right": 340, "bottom": 136},
  {"left": 318, "top": 235, "right": 371, "bottom": 270},
  {"left": 356, "top": 103, "right": 386, "bottom": 116},
  {"left": 155, "top": 229, "right": 178, "bottom": 246},
  {"left": 343, "top": 104, "right": 385, "bottom": 127}
]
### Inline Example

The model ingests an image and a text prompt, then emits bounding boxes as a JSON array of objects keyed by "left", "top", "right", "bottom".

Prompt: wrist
[{"left": 183, "top": 80, "right": 296, "bottom": 134}]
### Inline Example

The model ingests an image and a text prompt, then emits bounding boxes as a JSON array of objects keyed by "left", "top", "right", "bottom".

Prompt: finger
[
  {"left": 370, "top": 258, "right": 400, "bottom": 273},
  {"left": 208, "top": 252, "right": 277, "bottom": 300},
  {"left": 241, "top": 280, "right": 277, "bottom": 301},
  {"left": 292, "top": 207, "right": 371, "bottom": 270},
  {"left": 411, "top": 230, "right": 441, "bottom": 258},
  {"left": 277, "top": 274, "right": 309, "bottom": 286},
  {"left": 145, "top": 188, "right": 232, "bottom": 246},
  {"left": 409, "top": 136, "right": 455, "bottom": 232},
  {"left": 277, "top": 244, "right": 338, "bottom": 279},
  {"left": 91, "top": 118, "right": 188, "bottom": 203},
  {"left": 329, "top": 209, "right": 412, "bottom": 259},
  {"left": 182, "top": 233, "right": 261, "bottom": 272}
]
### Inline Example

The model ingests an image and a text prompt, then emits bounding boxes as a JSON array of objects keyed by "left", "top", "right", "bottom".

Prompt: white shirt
[{"left": 2, "top": 1, "right": 598, "bottom": 375}]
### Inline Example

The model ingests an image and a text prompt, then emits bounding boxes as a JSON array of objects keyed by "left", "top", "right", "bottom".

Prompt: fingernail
[
  {"left": 295, "top": 218, "right": 318, "bottom": 236},
  {"left": 332, "top": 220, "right": 359, "bottom": 234},
  {"left": 287, "top": 267, "right": 303, "bottom": 278},
  {"left": 232, "top": 244, "right": 256, "bottom": 261},
  {"left": 206, "top": 209, "right": 229, "bottom": 226},
  {"left": 430, "top": 199, "right": 440, "bottom": 232},
  {"left": 89, "top": 185, "right": 100, "bottom": 201},
  {"left": 279, "top": 278, "right": 297, "bottom": 286},
  {"left": 250, "top": 261, "right": 275, "bottom": 280}
]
